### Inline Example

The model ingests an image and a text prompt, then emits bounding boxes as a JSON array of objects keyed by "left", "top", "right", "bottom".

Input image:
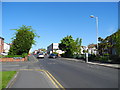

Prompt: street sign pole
[{"left": 86, "top": 53, "right": 88, "bottom": 63}]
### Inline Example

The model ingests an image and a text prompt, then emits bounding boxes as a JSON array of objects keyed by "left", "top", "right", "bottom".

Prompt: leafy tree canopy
[
  {"left": 98, "top": 29, "right": 120, "bottom": 56},
  {"left": 9, "top": 25, "right": 40, "bottom": 55},
  {"left": 59, "top": 35, "right": 82, "bottom": 57},
  {"left": 113, "top": 29, "right": 120, "bottom": 56},
  {"left": 75, "top": 38, "right": 82, "bottom": 54}
]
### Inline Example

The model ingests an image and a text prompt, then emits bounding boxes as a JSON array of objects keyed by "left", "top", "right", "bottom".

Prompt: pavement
[
  {"left": 7, "top": 69, "right": 57, "bottom": 88},
  {"left": 60, "top": 57, "right": 120, "bottom": 69},
  {"left": 1, "top": 55, "right": 65, "bottom": 89}
]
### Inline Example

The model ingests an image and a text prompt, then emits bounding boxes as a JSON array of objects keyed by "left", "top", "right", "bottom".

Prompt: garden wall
[{"left": 0, "top": 56, "right": 28, "bottom": 62}]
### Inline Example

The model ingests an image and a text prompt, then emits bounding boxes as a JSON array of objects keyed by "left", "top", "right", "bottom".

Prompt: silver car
[{"left": 37, "top": 53, "right": 44, "bottom": 58}]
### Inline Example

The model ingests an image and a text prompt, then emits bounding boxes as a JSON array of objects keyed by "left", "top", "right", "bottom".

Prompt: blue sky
[{"left": 2, "top": 2, "right": 118, "bottom": 52}]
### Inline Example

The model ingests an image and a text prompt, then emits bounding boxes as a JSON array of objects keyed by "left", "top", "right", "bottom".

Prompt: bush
[
  {"left": 5, "top": 55, "right": 22, "bottom": 58},
  {"left": 73, "top": 54, "right": 78, "bottom": 58},
  {"left": 88, "top": 55, "right": 110, "bottom": 63},
  {"left": 74, "top": 54, "right": 85, "bottom": 59},
  {"left": 93, "top": 56, "right": 109, "bottom": 62},
  {"left": 87, "top": 54, "right": 120, "bottom": 63},
  {"left": 4, "top": 53, "right": 28, "bottom": 58},
  {"left": 88, "top": 54, "right": 96, "bottom": 61},
  {"left": 22, "top": 53, "right": 28, "bottom": 58},
  {"left": 61, "top": 52, "right": 73, "bottom": 58},
  {"left": 109, "top": 55, "right": 120, "bottom": 63}
]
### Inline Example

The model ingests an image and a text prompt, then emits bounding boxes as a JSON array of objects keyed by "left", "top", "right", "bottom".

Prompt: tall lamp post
[{"left": 90, "top": 15, "right": 99, "bottom": 54}]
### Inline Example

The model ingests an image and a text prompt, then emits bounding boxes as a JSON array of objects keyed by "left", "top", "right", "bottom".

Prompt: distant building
[
  {"left": 38, "top": 49, "right": 46, "bottom": 54},
  {"left": 4, "top": 43, "right": 10, "bottom": 53},
  {"left": 47, "top": 43, "right": 64, "bottom": 54},
  {"left": 81, "top": 46, "right": 88, "bottom": 54},
  {"left": 33, "top": 50, "right": 38, "bottom": 54},
  {"left": 0, "top": 37, "right": 4, "bottom": 53},
  {"left": 88, "top": 44, "right": 97, "bottom": 55}
]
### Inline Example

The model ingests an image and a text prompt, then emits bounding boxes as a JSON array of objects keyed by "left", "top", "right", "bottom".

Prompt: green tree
[
  {"left": 75, "top": 38, "right": 82, "bottom": 54},
  {"left": 113, "top": 29, "right": 120, "bottom": 56},
  {"left": 98, "top": 29, "right": 120, "bottom": 56},
  {"left": 9, "top": 25, "right": 40, "bottom": 56},
  {"left": 59, "top": 35, "right": 77, "bottom": 57},
  {"left": 98, "top": 37, "right": 107, "bottom": 55},
  {"left": 98, "top": 29, "right": 120, "bottom": 63},
  {"left": 98, "top": 36, "right": 113, "bottom": 56}
]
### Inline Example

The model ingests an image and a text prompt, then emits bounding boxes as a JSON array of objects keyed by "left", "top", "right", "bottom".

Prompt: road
[
  {"left": 36, "top": 55, "right": 118, "bottom": 88},
  {"left": 1, "top": 55, "right": 119, "bottom": 88}
]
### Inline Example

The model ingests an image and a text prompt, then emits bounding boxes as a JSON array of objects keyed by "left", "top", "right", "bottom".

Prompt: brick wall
[{"left": 0, "top": 56, "right": 28, "bottom": 62}]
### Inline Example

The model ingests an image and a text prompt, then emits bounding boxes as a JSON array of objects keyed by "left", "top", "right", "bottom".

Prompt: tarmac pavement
[
  {"left": 9, "top": 70, "right": 56, "bottom": 88},
  {"left": 2, "top": 55, "right": 64, "bottom": 88},
  {"left": 60, "top": 57, "right": 120, "bottom": 69}
]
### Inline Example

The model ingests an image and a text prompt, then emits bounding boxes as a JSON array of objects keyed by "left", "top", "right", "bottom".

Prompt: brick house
[{"left": 0, "top": 37, "right": 4, "bottom": 53}]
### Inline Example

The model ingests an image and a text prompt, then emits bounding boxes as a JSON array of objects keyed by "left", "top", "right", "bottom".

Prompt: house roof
[
  {"left": 88, "top": 44, "right": 97, "bottom": 48},
  {"left": 81, "top": 46, "right": 86, "bottom": 48}
]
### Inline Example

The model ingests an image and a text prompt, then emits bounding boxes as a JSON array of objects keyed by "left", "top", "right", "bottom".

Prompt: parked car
[
  {"left": 37, "top": 53, "right": 44, "bottom": 58},
  {"left": 48, "top": 54, "right": 57, "bottom": 58}
]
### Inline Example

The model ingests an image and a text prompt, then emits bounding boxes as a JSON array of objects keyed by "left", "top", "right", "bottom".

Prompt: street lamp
[{"left": 90, "top": 15, "right": 99, "bottom": 52}]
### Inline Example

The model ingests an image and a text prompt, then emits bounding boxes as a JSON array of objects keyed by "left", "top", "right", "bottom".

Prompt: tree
[
  {"left": 9, "top": 25, "right": 40, "bottom": 55},
  {"left": 98, "top": 37, "right": 107, "bottom": 55},
  {"left": 113, "top": 29, "right": 120, "bottom": 56},
  {"left": 98, "top": 36, "right": 113, "bottom": 56},
  {"left": 98, "top": 29, "right": 120, "bottom": 63},
  {"left": 75, "top": 38, "right": 82, "bottom": 54},
  {"left": 59, "top": 35, "right": 78, "bottom": 57}
]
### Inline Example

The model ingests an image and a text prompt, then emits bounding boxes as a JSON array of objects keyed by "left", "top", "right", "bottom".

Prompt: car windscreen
[{"left": 50, "top": 54, "right": 57, "bottom": 56}]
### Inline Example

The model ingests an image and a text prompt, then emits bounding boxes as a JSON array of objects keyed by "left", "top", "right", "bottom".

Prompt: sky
[{"left": 1, "top": 2, "right": 118, "bottom": 52}]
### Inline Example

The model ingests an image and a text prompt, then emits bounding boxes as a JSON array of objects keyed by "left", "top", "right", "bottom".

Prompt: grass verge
[{"left": 0, "top": 71, "right": 17, "bottom": 89}]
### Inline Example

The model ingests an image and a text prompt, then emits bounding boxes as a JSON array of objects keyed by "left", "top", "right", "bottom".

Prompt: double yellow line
[
  {"left": 44, "top": 70, "right": 65, "bottom": 89},
  {"left": 12, "top": 69, "right": 65, "bottom": 89}
]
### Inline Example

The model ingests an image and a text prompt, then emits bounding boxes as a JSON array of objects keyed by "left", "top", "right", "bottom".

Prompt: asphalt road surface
[
  {"left": 36, "top": 55, "right": 118, "bottom": 88},
  {"left": 1, "top": 55, "right": 119, "bottom": 88}
]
